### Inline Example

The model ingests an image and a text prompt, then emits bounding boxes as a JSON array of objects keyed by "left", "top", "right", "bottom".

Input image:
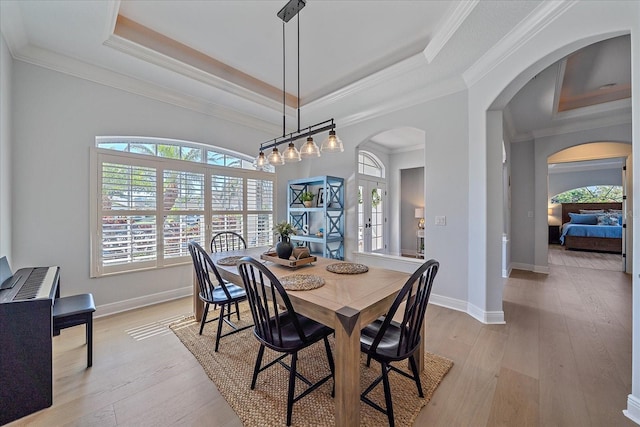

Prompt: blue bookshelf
[{"left": 287, "top": 176, "right": 344, "bottom": 259}]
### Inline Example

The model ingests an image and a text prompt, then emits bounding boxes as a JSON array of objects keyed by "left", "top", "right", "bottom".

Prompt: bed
[{"left": 560, "top": 202, "right": 623, "bottom": 253}]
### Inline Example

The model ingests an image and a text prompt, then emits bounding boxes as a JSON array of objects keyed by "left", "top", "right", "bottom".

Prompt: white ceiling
[{"left": 0, "top": 1, "right": 632, "bottom": 150}]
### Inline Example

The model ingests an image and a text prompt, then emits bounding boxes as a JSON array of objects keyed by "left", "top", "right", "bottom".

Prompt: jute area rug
[{"left": 170, "top": 304, "right": 452, "bottom": 426}]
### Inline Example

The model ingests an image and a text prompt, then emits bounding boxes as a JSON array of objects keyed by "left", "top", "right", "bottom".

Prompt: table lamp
[{"left": 415, "top": 208, "right": 425, "bottom": 229}]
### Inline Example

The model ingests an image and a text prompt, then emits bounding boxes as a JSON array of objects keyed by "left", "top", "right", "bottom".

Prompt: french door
[{"left": 358, "top": 179, "right": 386, "bottom": 253}]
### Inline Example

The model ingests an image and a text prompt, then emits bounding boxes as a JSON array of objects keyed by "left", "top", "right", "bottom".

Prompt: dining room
[{"left": 2, "top": 1, "right": 640, "bottom": 425}]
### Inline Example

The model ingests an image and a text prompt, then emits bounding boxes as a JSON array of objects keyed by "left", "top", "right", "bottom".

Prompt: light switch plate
[{"left": 435, "top": 216, "right": 446, "bottom": 226}]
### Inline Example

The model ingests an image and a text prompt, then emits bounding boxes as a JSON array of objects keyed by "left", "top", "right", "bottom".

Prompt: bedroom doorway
[{"left": 547, "top": 146, "right": 630, "bottom": 273}]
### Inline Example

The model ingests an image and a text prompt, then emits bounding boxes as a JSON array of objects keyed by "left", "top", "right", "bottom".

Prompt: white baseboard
[
  {"left": 468, "top": 302, "right": 506, "bottom": 324},
  {"left": 95, "top": 286, "right": 192, "bottom": 318},
  {"left": 502, "top": 265, "right": 513, "bottom": 278},
  {"left": 624, "top": 394, "right": 640, "bottom": 425},
  {"left": 354, "top": 251, "right": 506, "bottom": 325},
  {"left": 429, "top": 293, "right": 468, "bottom": 313},
  {"left": 510, "top": 262, "right": 550, "bottom": 274}
]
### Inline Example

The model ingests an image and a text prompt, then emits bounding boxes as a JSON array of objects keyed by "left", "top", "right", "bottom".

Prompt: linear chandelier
[{"left": 255, "top": 0, "right": 343, "bottom": 168}]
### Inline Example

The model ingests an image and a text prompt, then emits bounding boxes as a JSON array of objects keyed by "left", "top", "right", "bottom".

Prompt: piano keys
[{"left": 0, "top": 264, "right": 60, "bottom": 425}]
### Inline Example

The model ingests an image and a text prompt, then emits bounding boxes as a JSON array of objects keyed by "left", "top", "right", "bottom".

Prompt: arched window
[
  {"left": 96, "top": 136, "right": 274, "bottom": 172},
  {"left": 551, "top": 185, "right": 623, "bottom": 203},
  {"left": 92, "top": 136, "right": 275, "bottom": 276},
  {"left": 358, "top": 151, "right": 385, "bottom": 178}
]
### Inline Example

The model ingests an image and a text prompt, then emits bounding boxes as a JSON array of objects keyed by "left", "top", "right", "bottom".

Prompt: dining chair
[
  {"left": 210, "top": 231, "right": 247, "bottom": 315},
  {"left": 188, "top": 241, "right": 251, "bottom": 351},
  {"left": 210, "top": 231, "right": 247, "bottom": 253},
  {"left": 237, "top": 257, "right": 335, "bottom": 426},
  {"left": 359, "top": 259, "right": 439, "bottom": 427}
]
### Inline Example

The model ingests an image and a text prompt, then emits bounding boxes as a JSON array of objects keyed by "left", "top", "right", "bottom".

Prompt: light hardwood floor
[{"left": 7, "top": 248, "right": 634, "bottom": 426}]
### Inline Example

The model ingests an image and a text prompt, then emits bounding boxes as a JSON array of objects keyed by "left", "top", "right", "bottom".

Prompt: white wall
[
  {"left": 11, "top": 61, "right": 272, "bottom": 312},
  {"left": 0, "top": 34, "right": 12, "bottom": 262},
  {"left": 297, "top": 90, "right": 469, "bottom": 305},
  {"left": 509, "top": 140, "right": 535, "bottom": 269}
]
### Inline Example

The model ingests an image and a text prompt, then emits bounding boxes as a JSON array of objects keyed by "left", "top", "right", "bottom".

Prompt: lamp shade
[
  {"left": 414, "top": 208, "right": 424, "bottom": 218},
  {"left": 255, "top": 151, "right": 267, "bottom": 168},
  {"left": 267, "top": 147, "right": 285, "bottom": 165},
  {"left": 300, "top": 137, "right": 320, "bottom": 158},
  {"left": 321, "top": 130, "right": 344, "bottom": 153},
  {"left": 283, "top": 142, "right": 301, "bottom": 162}
]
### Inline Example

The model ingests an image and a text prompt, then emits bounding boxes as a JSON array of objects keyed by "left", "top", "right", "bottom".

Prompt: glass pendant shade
[
  {"left": 283, "top": 142, "right": 301, "bottom": 162},
  {"left": 267, "top": 147, "right": 285, "bottom": 165},
  {"left": 300, "top": 137, "right": 320, "bottom": 158},
  {"left": 321, "top": 130, "right": 344, "bottom": 153},
  {"left": 255, "top": 151, "right": 267, "bottom": 168}
]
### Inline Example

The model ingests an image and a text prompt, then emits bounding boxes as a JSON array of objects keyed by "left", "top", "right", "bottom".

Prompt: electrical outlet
[
  {"left": 435, "top": 216, "right": 446, "bottom": 226},
  {"left": 527, "top": 211, "right": 534, "bottom": 218}
]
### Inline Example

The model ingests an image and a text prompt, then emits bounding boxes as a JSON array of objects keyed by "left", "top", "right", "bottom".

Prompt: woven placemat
[
  {"left": 170, "top": 304, "right": 453, "bottom": 427},
  {"left": 280, "top": 274, "right": 325, "bottom": 291},
  {"left": 326, "top": 262, "right": 369, "bottom": 274},
  {"left": 216, "top": 255, "right": 244, "bottom": 266}
]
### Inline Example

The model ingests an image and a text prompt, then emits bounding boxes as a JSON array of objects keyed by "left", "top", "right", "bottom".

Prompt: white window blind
[
  {"left": 247, "top": 178, "right": 274, "bottom": 248},
  {"left": 163, "top": 170, "right": 205, "bottom": 261},
  {"left": 92, "top": 146, "right": 275, "bottom": 277},
  {"left": 99, "top": 159, "right": 158, "bottom": 273}
]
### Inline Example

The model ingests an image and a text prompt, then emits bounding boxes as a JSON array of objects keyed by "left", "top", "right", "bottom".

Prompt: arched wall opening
[
  {"left": 355, "top": 127, "right": 426, "bottom": 258},
  {"left": 468, "top": 3, "right": 638, "bottom": 420},
  {"left": 469, "top": 23, "right": 636, "bottom": 319}
]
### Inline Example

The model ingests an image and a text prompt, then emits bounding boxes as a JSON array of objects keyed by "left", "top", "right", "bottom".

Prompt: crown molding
[
  {"left": 552, "top": 97, "right": 631, "bottom": 121},
  {"left": 104, "top": 34, "right": 285, "bottom": 113},
  {"left": 307, "top": 52, "right": 429, "bottom": 113},
  {"left": 102, "top": 0, "right": 121, "bottom": 42},
  {"left": 0, "top": 0, "right": 28, "bottom": 56},
  {"left": 423, "top": 0, "right": 479, "bottom": 63},
  {"left": 463, "top": 0, "right": 577, "bottom": 87},
  {"left": 510, "top": 132, "right": 534, "bottom": 144},
  {"left": 393, "top": 143, "right": 425, "bottom": 154},
  {"left": 531, "top": 111, "right": 632, "bottom": 140},
  {"left": 12, "top": 44, "right": 281, "bottom": 136},
  {"left": 337, "top": 75, "right": 467, "bottom": 128}
]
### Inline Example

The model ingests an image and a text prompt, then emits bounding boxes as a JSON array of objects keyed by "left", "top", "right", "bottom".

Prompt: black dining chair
[
  {"left": 237, "top": 257, "right": 335, "bottom": 426},
  {"left": 210, "top": 231, "right": 247, "bottom": 253},
  {"left": 359, "top": 259, "right": 439, "bottom": 427},
  {"left": 188, "top": 241, "right": 251, "bottom": 351},
  {"left": 210, "top": 231, "right": 247, "bottom": 315}
]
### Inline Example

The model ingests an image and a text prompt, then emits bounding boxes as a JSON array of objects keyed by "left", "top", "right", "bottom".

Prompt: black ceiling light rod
[
  {"left": 255, "top": 0, "right": 343, "bottom": 168},
  {"left": 259, "top": 119, "right": 335, "bottom": 151},
  {"left": 277, "top": 0, "right": 306, "bottom": 23}
]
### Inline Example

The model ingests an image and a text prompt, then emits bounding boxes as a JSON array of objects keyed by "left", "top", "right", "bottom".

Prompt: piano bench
[{"left": 53, "top": 293, "right": 96, "bottom": 368}]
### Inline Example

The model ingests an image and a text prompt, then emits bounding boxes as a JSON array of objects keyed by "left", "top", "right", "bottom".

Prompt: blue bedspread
[{"left": 560, "top": 223, "right": 622, "bottom": 245}]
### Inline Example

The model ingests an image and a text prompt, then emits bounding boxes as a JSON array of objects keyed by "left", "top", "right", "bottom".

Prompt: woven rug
[{"left": 170, "top": 304, "right": 452, "bottom": 426}]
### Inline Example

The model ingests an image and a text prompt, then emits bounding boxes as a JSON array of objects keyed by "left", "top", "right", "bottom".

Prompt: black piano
[{"left": 0, "top": 260, "right": 60, "bottom": 425}]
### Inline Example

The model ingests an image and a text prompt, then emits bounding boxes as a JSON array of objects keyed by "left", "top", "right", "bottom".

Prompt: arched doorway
[{"left": 470, "top": 12, "right": 638, "bottom": 420}]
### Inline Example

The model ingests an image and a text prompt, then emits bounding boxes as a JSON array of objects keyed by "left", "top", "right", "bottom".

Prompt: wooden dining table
[{"left": 193, "top": 247, "right": 419, "bottom": 427}]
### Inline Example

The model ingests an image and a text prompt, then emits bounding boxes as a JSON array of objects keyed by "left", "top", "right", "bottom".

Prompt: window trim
[{"left": 91, "top": 147, "right": 276, "bottom": 277}]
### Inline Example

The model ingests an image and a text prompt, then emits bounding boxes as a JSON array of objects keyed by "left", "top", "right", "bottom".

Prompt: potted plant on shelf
[
  {"left": 273, "top": 221, "right": 297, "bottom": 259},
  {"left": 301, "top": 191, "right": 315, "bottom": 208}
]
